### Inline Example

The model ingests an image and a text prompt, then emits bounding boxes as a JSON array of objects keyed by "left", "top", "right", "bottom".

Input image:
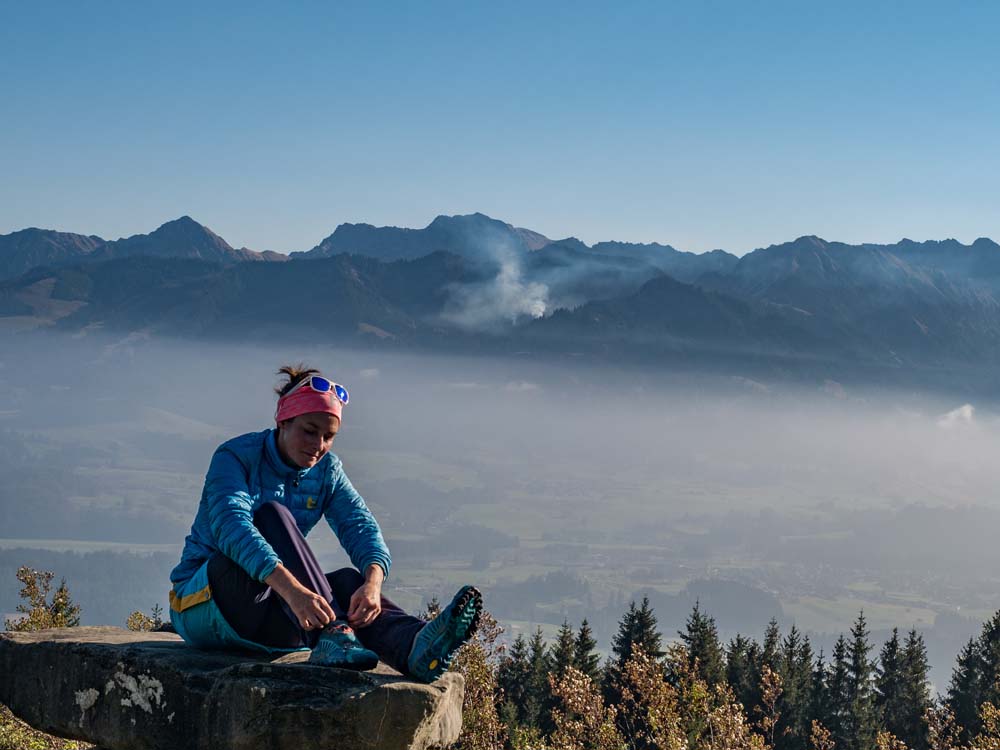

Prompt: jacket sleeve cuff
[
  {"left": 361, "top": 557, "right": 390, "bottom": 582},
  {"left": 256, "top": 555, "right": 282, "bottom": 583}
]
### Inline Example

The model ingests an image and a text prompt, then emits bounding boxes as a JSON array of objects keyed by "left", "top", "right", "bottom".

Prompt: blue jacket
[{"left": 170, "top": 429, "right": 391, "bottom": 587}]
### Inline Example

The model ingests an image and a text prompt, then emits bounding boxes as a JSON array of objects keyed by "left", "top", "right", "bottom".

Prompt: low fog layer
[{"left": 1, "top": 330, "right": 997, "bottom": 686}]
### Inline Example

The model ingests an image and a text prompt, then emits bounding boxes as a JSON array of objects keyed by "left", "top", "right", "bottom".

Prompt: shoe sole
[{"left": 414, "top": 585, "right": 483, "bottom": 681}]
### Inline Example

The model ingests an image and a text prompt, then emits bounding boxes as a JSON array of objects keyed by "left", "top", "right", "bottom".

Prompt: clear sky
[{"left": 2, "top": 1, "right": 998, "bottom": 254}]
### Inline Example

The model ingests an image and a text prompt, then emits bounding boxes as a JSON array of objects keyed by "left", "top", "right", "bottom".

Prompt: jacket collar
[{"left": 264, "top": 428, "right": 312, "bottom": 480}]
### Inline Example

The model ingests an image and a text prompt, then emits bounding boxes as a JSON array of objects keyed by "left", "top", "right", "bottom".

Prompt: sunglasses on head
[{"left": 287, "top": 375, "right": 349, "bottom": 405}]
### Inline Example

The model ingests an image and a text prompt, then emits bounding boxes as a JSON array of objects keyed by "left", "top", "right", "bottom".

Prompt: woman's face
[{"left": 277, "top": 412, "right": 340, "bottom": 469}]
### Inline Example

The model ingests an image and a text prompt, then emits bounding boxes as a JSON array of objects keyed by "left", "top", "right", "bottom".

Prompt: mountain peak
[
  {"left": 791, "top": 235, "right": 830, "bottom": 248},
  {"left": 151, "top": 216, "right": 220, "bottom": 239},
  {"left": 426, "top": 212, "right": 509, "bottom": 231},
  {"left": 89, "top": 215, "right": 238, "bottom": 263}
]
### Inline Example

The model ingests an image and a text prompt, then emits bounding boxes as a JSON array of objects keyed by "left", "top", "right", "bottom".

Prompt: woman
[{"left": 168, "top": 365, "right": 481, "bottom": 683}]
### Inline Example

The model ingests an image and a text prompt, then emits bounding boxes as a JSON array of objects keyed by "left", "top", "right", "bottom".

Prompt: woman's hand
[
  {"left": 348, "top": 565, "right": 385, "bottom": 629},
  {"left": 265, "top": 563, "right": 336, "bottom": 631},
  {"left": 286, "top": 586, "right": 337, "bottom": 631}
]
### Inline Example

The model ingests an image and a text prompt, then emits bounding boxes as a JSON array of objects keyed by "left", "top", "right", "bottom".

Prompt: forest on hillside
[{"left": 5, "top": 567, "right": 1000, "bottom": 750}]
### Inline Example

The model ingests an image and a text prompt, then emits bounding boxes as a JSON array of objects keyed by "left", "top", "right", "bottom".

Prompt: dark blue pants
[{"left": 207, "top": 502, "right": 425, "bottom": 674}]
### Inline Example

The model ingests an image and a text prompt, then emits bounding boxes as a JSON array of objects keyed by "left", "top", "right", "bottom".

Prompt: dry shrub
[
  {"left": 810, "top": 720, "right": 835, "bottom": 750},
  {"left": 666, "top": 644, "right": 769, "bottom": 750},
  {"left": 125, "top": 604, "right": 163, "bottom": 632},
  {"left": 919, "top": 701, "right": 1000, "bottom": 750},
  {"left": 549, "top": 667, "right": 626, "bottom": 750},
  {"left": 4, "top": 567, "right": 80, "bottom": 632},
  {"left": 971, "top": 702, "right": 1000, "bottom": 750},
  {"left": 619, "top": 649, "right": 685, "bottom": 750},
  {"left": 876, "top": 731, "right": 910, "bottom": 750},
  {"left": 452, "top": 610, "right": 507, "bottom": 750},
  {"left": 756, "top": 666, "right": 782, "bottom": 748}
]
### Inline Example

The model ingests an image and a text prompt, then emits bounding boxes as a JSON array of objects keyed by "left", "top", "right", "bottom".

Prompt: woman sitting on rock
[{"left": 168, "top": 365, "right": 481, "bottom": 682}]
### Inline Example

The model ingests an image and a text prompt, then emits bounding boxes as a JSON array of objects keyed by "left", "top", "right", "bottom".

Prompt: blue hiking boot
[
  {"left": 308, "top": 622, "right": 379, "bottom": 671},
  {"left": 407, "top": 585, "right": 482, "bottom": 683}
]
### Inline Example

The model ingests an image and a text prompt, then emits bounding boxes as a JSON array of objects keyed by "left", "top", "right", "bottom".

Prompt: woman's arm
[
  {"left": 265, "top": 563, "right": 336, "bottom": 630},
  {"left": 204, "top": 448, "right": 282, "bottom": 582},
  {"left": 323, "top": 467, "right": 392, "bottom": 580},
  {"left": 346, "top": 563, "right": 385, "bottom": 628}
]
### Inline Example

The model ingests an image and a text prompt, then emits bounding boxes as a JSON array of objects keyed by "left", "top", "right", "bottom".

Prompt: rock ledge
[{"left": 0, "top": 626, "right": 462, "bottom": 750}]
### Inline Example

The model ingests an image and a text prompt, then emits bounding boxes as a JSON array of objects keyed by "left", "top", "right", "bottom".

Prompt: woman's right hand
[
  {"left": 285, "top": 586, "right": 336, "bottom": 630},
  {"left": 265, "top": 563, "right": 336, "bottom": 630}
]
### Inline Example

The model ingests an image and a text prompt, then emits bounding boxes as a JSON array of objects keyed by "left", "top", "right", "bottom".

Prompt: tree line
[
  {"left": 454, "top": 596, "right": 1000, "bottom": 750},
  {"left": 7, "top": 566, "right": 1000, "bottom": 749}
]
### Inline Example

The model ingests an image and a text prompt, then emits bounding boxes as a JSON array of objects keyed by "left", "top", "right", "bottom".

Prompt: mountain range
[
  {"left": 2, "top": 213, "right": 1000, "bottom": 389},
  {"left": 0, "top": 216, "right": 283, "bottom": 281}
]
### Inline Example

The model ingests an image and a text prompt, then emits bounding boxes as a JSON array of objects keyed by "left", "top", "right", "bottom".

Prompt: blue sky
[{"left": 2, "top": 1, "right": 998, "bottom": 254}]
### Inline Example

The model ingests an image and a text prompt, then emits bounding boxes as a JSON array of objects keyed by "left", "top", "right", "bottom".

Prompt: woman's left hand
[{"left": 347, "top": 580, "right": 382, "bottom": 629}]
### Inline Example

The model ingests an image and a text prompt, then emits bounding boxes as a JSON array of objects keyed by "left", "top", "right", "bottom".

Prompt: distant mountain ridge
[
  {"left": 0, "top": 216, "right": 282, "bottom": 281},
  {"left": 0, "top": 228, "right": 104, "bottom": 281},
  {"left": 3, "top": 213, "right": 1000, "bottom": 389},
  {"left": 293, "top": 212, "right": 550, "bottom": 261},
  {"left": 91, "top": 216, "right": 284, "bottom": 264}
]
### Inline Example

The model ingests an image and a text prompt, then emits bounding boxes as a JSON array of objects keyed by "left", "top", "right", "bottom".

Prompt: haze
[{"left": 1, "top": 330, "right": 996, "bottom": 687}]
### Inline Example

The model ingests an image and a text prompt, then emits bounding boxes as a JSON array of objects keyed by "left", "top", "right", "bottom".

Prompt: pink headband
[{"left": 275, "top": 387, "right": 343, "bottom": 424}]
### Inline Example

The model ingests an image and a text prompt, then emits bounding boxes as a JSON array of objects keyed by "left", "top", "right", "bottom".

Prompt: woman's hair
[{"left": 275, "top": 364, "right": 320, "bottom": 397}]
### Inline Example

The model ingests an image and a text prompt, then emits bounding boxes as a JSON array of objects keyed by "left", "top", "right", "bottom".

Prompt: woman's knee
[
  {"left": 254, "top": 501, "right": 294, "bottom": 524},
  {"left": 326, "top": 567, "right": 365, "bottom": 603},
  {"left": 327, "top": 567, "right": 364, "bottom": 587}
]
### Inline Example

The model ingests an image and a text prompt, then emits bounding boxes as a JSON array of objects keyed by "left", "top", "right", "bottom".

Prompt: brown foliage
[
  {"left": 810, "top": 721, "right": 835, "bottom": 750},
  {"left": 452, "top": 610, "right": 507, "bottom": 750},
  {"left": 125, "top": 604, "right": 164, "bottom": 632},
  {"left": 549, "top": 667, "right": 626, "bottom": 750},
  {"left": 4, "top": 567, "right": 81, "bottom": 632}
]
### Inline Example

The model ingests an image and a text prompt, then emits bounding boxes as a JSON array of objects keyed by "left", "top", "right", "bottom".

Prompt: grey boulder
[{"left": 0, "top": 626, "right": 463, "bottom": 750}]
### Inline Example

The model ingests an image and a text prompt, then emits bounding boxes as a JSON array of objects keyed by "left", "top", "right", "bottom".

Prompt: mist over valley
[{"left": 0, "top": 328, "right": 996, "bottom": 687}]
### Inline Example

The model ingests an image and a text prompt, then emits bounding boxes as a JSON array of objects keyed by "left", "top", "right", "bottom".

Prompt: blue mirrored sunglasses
[{"left": 289, "top": 375, "right": 349, "bottom": 405}]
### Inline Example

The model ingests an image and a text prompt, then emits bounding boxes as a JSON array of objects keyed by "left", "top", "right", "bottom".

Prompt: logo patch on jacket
[{"left": 306, "top": 497, "right": 317, "bottom": 510}]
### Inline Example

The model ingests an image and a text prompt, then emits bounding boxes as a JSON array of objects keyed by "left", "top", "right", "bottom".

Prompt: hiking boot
[
  {"left": 407, "top": 585, "right": 482, "bottom": 682},
  {"left": 308, "top": 622, "right": 379, "bottom": 670}
]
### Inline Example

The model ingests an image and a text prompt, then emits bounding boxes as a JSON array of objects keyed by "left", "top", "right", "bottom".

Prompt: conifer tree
[
  {"left": 573, "top": 619, "right": 601, "bottom": 683},
  {"left": 551, "top": 620, "right": 577, "bottom": 678},
  {"left": 610, "top": 596, "right": 663, "bottom": 668},
  {"left": 777, "top": 626, "right": 813, "bottom": 750},
  {"left": 497, "top": 633, "right": 532, "bottom": 731},
  {"left": 876, "top": 629, "right": 905, "bottom": 742},
  {"left": 541, "top": 620, "right": 578, "bottom": 737},
  {"left": 947, "top": 636, "right": 982, "bottom": 742},
  {"left": 845, "top": 612, "right": 878, "bottom": 750},
  {"left": 810, "top": 649, "right": 831, "bottom": 734},
  {"left": 634, "top": 596, "right": 664, "bottom": 661},
  {"left": 526, "top": 626, "right": 551, "bottom": 730},
  {"left": 605, "top": 598, "right": 639, "bottom": 704},
  {"left": 762, "top": 618, "right": 783, "bottom": 672},
  {"left": 946, "top": 612, "right": 1000, "bottom": 742},
  {"left": 49, "top": 579, "right": 82, "bottom": 627},
  {"left": 610, "top": 600, "right": 639, "bottom": 669},
  {"left": 899, "top": 629, "right": 931, "bottom": 750},
  {"left": 978, "top": 611, "right": 1000, "bottom": 710},
  {"left": 726, "top": 634, "right": 758, "bottom": 711},
  {"left": 744, "top": 618, "right": 783, "bottom": 721},
  {"left": 605, "top": 597, "right": 663, "bottom": 707},
  {"left": 678, "top": 602, "right": 725, "bottom": 687},
  {"left": 827, "top": 635, "right": 851, "bottom": 750}
]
